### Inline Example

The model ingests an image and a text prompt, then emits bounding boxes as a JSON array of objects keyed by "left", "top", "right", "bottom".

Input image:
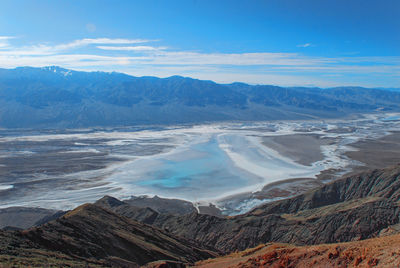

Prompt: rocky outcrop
[
  {"left": 95, "top": 195, "right": 162, "bottom": 225},
  {"left": 125, "top": 195, "right": 197, "bottom": 215}
]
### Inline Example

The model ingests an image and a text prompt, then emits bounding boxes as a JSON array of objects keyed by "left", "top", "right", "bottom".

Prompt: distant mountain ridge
[{"left": 0, "top": 66, "right": 399, "bottom": 128}]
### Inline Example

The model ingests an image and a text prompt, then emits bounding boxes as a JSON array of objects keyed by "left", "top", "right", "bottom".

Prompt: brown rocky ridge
[{"left": 195, "top": 233, "right": 400, "bottom": 268}]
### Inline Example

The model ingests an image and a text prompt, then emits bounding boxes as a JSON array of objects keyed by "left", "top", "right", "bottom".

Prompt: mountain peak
[
  {"left": 41, "top": 66, "right": 65, "bottom": 72},
  {"left": 41, "top": 66, "right": 73, "bottom": 76}
]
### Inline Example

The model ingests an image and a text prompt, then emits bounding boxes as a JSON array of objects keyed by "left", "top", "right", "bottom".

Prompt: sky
[{"left": 0, "top": 0, "right": 399, "bottom": 87}]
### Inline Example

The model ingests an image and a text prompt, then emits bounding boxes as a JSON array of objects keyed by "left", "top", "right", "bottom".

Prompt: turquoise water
[
  {"left": 113, "top": 132, "right": 318, "bottom": 201},
  {"left": 383, "top": 115, "right": 400, "bottom": 121},
  {"left": 137, "top": 137, "right": 233, "bottom": 189}
]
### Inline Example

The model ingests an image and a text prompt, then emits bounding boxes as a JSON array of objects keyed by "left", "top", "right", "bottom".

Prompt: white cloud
[
  {"left": 102, "top": 65, "right": 361, "bottom": 88},
  {"left": 0, "top": 36, "right": 15, "bottom": 49},
  {"left": 0, "top": 53, "right": 135, "bottom": 68},
  {"left": 297, "top": 43, "right": 312, "bottom": 48},
  {"left": 0, "top": 36, "right": 398, "bottom": 87},
  {"left": 133, "top": 51, "right": 332, "bottom": 66},
  {"left": 0, "top": 37, "right": 155, "bottom": 55},
  {"left": 0, "top": 36, "right": 14, "bottom": 40},
  {"left": 54, "top": 38, "right": 154, "bottom": 51},
  {"left": 97, "top": 45, "right": 167, "bottom": 51}
]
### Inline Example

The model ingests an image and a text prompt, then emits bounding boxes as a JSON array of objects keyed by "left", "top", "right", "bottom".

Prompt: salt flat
[{"left": 0, "top": 113, "right": 399, "bottom": 214}]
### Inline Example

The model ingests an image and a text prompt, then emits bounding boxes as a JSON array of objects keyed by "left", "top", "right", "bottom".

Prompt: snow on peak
[{"left": 41, "top": 66, "right": 72, "bottom": 76}]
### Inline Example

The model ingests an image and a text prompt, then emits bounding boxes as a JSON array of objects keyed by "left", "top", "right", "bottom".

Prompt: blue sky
[{"left": 0, "top": 0, "right": 399, "bottom": 87}]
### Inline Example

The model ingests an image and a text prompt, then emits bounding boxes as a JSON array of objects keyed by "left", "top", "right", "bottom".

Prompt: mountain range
[{"left": 1, "top": 66, "right": 400, "bottom": 128}]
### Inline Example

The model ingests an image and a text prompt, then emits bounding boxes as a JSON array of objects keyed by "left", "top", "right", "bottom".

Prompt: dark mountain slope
[
  {"left": 247, "top": 164, "right": 400, "bottom": 216},
  {"left": 0, "top": 207, "right": 61, "bottom": 230},
  {"left": 0, "top": 229, "right": 108, "bottom": 267},
  {"left": 1, "top": 66, "right": 400, "bottom": 128},
  {"left": 96, "top": 195, "right": 197, "bottom": 216},
  {"left": 97, "top": 164, "right": 400, "bottom": 253},
  {"left": 0, "top": 203, "right": 217, "bottom": 267}
]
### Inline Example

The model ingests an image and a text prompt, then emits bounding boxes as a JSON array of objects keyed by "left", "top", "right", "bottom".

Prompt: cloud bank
[{"left": 0, "top": 37, "right": 398, "bottom": 87}]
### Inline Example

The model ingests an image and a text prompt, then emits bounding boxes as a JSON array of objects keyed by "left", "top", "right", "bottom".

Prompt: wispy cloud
[
  {"left": 297, "top": 43, "right": 312, "bottom": 48},
  {"left": 0, "top": 36, "right": 14, "bottom": 41},
  {"left": 0, "top": 37, "right": 155, "bottom": 55},
  {"left": 0, "top": 36, "right": 15, "bottom": 49},
  {"left": 54, "top": 38, "right": 153, "bottom": 51},
  {"left": 0, "top": 36, "right": 398, "bottom": 87},
  {"left": 130, "top": 51, "right": 333, "bottom": 66},
  {"left": 97, "top": 45, "right": 167, "bottom": 51}
]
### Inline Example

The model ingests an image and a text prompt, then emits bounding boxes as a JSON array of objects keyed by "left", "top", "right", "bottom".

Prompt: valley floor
[{"left": 2, "top": 113, "right": 400, "bottom": 216}]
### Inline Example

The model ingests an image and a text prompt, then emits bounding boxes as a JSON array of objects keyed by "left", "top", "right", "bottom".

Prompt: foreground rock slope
[
  {"left": 195, "top": 233, "right": 400, "bottom": 268},
  {"left": 2, "top": 164, "right": 400, "bottom": 266},
  {"left": 0, "top": 204, "right": 217, "bottom": 267},
  {"left": 96, "top": 164, "right": 400, "bottom": 252}
]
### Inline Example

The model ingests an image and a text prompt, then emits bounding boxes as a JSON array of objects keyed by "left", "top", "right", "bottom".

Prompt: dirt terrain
[{"left": 195, "top": 233, "right": 400, "bottom": 268}]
